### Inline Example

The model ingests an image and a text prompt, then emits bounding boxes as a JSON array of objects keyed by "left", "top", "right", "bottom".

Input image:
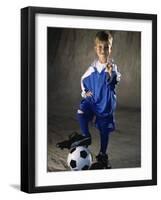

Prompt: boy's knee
[{"left": 77, "top": 109, "right": 84, "bottom": 114}]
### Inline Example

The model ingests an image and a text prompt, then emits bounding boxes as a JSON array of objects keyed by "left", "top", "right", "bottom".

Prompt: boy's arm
[
  {"left": 111, "top": 64, "right": 121, "bottom": 84},
  {"left": 81, "top": 78, "right": 92, "bottom": 98},
  {"left": 80, "top": 67, "right": 94, "bottom": 98}
]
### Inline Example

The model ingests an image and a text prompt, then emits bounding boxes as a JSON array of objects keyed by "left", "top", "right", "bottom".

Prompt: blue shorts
[{"left": 79, "top": 99, "right": 115, "bottom": 133}]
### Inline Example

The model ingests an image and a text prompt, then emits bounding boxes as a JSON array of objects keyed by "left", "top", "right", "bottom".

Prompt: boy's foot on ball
[
  {"left": 56, "top": 132, "right": 91, "bottom": 150},
  {"left": 96, "top": 153, "right": 112, "bottom": 169}
]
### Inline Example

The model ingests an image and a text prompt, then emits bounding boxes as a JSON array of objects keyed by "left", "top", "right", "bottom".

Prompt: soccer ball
[{"left": 67, "top": 146, "right": 92, "bottom": 171}]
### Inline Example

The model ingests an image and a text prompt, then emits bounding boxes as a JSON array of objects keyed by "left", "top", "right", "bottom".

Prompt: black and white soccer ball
[{"left": 67, "top": 146, "right": 92, "bottom": 171}]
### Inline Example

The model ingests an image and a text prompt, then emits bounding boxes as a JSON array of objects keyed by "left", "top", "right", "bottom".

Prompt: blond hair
[{"left": 94, "top": 31, "right": 113, "bottom": 47}]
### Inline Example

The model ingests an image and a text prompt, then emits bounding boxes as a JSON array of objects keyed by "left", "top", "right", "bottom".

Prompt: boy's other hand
[
  {"left": 107, "top": 63, "right": 112, "bottom": 76},
  {"left": 86, "top": 91, "right": 93, "bottom": 97}
]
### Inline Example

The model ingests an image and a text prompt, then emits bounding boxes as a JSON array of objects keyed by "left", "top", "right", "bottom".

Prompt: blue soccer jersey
[{"left": 81, "top": 59, "right": 121, "bottom": 117}]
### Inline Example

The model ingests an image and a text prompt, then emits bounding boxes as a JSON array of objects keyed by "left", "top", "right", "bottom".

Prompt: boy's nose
[{"left": 101, "top": 48, "right": 105, "bottom": 53}]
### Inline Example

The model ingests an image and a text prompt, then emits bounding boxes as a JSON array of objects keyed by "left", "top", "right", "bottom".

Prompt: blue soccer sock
[
  {"left": 99, "top": 131, "right": 110, "bottom": 155},
  {"left": 77, "top": 113, "right": 91, "bottom": 138}
]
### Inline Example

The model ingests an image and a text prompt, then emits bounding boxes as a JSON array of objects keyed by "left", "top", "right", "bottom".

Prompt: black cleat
[
  {"left": 89, "top": 162, "right": 105, "bottom": 170},
  {"left": 96, "top": 153, "right": 112, "bottom": 169},
  {"left": 56, "top": 132, "right": 91, "bottom": 150}
]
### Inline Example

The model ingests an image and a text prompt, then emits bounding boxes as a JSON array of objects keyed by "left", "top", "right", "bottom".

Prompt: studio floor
[{"left": 47, "top": 108, "right": 141, "bottom": 171}]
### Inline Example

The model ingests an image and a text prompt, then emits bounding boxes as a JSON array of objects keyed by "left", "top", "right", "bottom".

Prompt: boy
[{"left": 57, "top": 31, "right": 121, "bottom": 169}]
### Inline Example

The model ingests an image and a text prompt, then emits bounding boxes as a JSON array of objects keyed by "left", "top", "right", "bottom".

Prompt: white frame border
[{"left": 35, "top": 14, "right": 152, "bottom": 187}]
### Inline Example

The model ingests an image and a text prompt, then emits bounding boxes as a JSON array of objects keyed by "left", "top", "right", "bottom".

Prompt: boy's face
[{"left": 95, "top": 40, "right": 112, "bottom": 63}]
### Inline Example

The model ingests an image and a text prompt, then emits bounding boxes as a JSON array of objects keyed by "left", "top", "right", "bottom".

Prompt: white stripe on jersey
[{"left": 81, "top": 66, "right": 95, "bottom": 98}]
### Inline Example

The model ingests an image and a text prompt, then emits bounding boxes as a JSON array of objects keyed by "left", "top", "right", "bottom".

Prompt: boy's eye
[
  {"left": 98, "top": 46, "right": 109, "bottom": 50},
  {"left": 104, "top": 45, "right": 109, "bottom": 49}
]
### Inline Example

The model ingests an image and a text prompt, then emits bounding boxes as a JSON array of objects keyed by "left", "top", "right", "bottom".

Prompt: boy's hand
[
  {"left": 106, "top": 63, "right": 112, "bottom": 76},
  {"left": 86, "top": 91, "right": 93, "bottom": 97}
]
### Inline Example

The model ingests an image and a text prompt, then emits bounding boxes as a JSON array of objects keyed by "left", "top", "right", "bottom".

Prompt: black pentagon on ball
[
  {"left": 82, "top": 165, "right": 89, "bottom": 170},
  {"left": 70, "top": 160, "right": 77, "bottom": 168},
  {"left": 80, "top": 150, "right": 88, "bottom": 158}
]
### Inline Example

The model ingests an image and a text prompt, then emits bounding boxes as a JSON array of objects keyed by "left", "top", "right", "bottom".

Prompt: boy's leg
[
  {"left": 96, "top": 131, "right": 111, "bottom": 169},
  {"left": 56, "top": 100, "right": 93, "bottom": 149},
  {"left": 95, "top": 116, "right": 115, "bottom": 169},
  {"left": 77, "top": 110, "right": 90, "bottom": 137},
  {"left": 90, "top": 129, "right": 111, "bottom": 170},
  {"left": 77, "top": 99, "right": 94, "bottom": 138},
  {"left": 99, "top": 130, "right": 110, "bottom": 155}
]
